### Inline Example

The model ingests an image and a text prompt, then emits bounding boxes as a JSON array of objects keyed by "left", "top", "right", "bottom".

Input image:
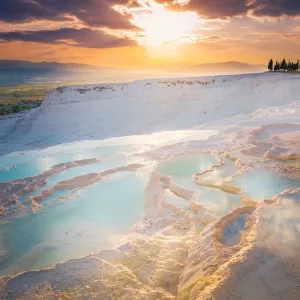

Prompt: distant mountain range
[
  {"left": 0, "top": 60, "right": 266, "bottom": 75},
  {"left": 165, "top": 61, "right": 266, "bottom": 75},
  {"left": 193, "top": 61, "right": 265, "bottom": 72},
  {"left": 0, "top": 60, "right": 114, "bottom": 73}
]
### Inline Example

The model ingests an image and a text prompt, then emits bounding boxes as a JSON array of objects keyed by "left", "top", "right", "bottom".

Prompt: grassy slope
[{"left": 0, "top": 84, "right": 55, "bottom": 115}]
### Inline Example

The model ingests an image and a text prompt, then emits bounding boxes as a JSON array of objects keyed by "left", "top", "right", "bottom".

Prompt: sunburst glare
[{"left": 133, "top": 1, "right": 198, "bottom": 45}]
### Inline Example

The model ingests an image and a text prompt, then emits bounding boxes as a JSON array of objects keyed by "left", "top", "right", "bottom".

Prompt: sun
[{"left": 133, "top": 1, "right": 198, "bottom": 45}]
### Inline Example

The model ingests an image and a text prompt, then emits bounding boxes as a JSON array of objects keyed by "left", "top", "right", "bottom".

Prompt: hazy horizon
[{"left": 0, "top": 59, "right": 267, "bottom": 87}]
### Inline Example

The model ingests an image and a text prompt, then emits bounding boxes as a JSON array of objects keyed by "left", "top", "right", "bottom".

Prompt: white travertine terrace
[{"left": 0, "top": 72, "right": 300, "bottom": 299}]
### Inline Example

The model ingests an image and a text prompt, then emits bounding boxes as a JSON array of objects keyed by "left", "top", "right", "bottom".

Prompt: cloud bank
[
  {"left": 156, "top": 0, "right": 300, "bottom": 19},
  {"left": 0, "top": 0, "right": 137, "bottom": 29},
  {"left": 0, "top": 28, "right": 137, "bottom": 48}
]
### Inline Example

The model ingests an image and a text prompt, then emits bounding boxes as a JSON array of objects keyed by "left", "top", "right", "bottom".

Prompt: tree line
[{"left": 268, "top": 59, "right": 299, "bottom": 72}]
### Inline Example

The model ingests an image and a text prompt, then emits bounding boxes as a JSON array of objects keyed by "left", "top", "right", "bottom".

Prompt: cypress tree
[
  {"left": 268, "top": 59, "right": 273, "bottom": 71},
  {"left": 281, "top": 59, "right": 287, "bottom": 71},
  {"left": 288, "top": 60, "right": 291, "bottom": 72}
]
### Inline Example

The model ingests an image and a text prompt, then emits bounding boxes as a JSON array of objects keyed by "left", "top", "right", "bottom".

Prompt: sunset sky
[{"left": 0, "top": 0, "right": 299, "bottom": 68}]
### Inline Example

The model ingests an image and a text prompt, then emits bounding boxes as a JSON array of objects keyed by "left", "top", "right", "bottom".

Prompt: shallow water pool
[
  {"left": 221, "top": 214, "right": 249, "bottom": 246},
  {"left": 230, "top": 171, "right": 300, "bottom": 202},
  {"left": 0, "top": 173, "right": 144, "bottom": 276},
  {"left": 158, "top": 154, "right": 242, "bottom": 216},
  {"left": 0, "top": 144, "right": 141, "bottom": 182},
  {"left": 196, "top": 158, "right": 237, "bottom": 185},
  {"left": 157, "top": 154, "right": 218, "bottom": 178},
  {"left": 193, "top": 188, "right": 242, "bottom": 216}
]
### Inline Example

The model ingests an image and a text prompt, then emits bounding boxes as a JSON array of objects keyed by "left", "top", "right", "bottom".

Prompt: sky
[{"left": 0, "top": 0, "right": 299, "bottom": 68}]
